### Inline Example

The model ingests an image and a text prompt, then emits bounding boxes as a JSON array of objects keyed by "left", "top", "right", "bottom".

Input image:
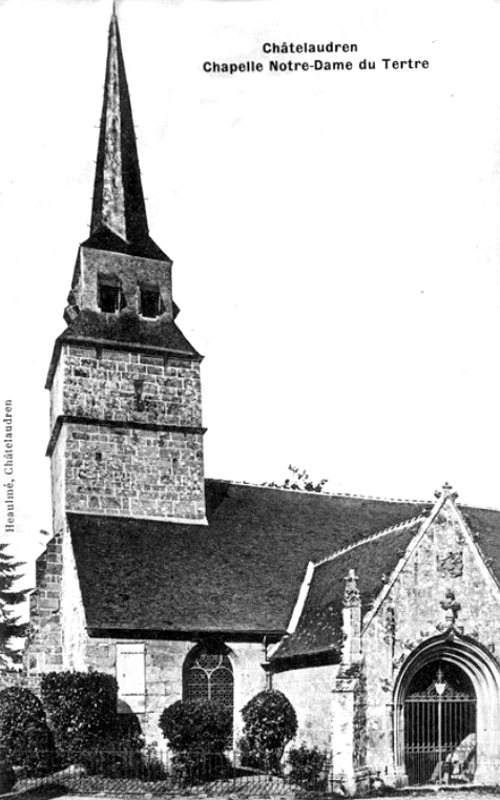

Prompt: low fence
[{"left": 13, "top": 749, "right": 336, "bottom": 796}]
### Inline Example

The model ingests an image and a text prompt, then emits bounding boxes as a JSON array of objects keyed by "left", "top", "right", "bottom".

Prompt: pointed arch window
[{"left": 183, "top": 642, "right": 234, "bottom": 716}]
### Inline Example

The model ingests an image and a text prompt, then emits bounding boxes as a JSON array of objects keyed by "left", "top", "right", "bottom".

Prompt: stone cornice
[{"left": 46, "top": 414, "right": 206, "bottom": 457}]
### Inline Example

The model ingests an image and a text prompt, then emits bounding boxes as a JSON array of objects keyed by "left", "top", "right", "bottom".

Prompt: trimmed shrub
[
  {"left": 159, "top": 700, "right": 231, "bottom": 753},
  {"left": 40, "top": 671, "right": 120, "bottom": 764},
  {"left": 159, "top": 700, "right": 232, "bottom": 784},
  {"left": 287, "top": 744, "right": 328, "bottom": 790},
  {"left": 79, "top": 713, "right": 146, "bottom": 778},
  {"left": 0, "top": 687, "right": 55, "bottom": 777},
  {"left": 241, "top": 690, "right": 297, "bottom": 773}
]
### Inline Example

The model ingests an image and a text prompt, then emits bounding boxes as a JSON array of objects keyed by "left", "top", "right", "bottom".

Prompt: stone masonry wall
[
  {"left": 76, "top": 248, "right": 173, "bottom": 320},
  {"left": 50, "top": 431, "right": 66, "bottom": 536},
  {"left": 24, "top": 534, "right": 63, "bottom": 686},
  {"left": 61, "top": 525, "right": 89, "bottom": 671},
  {"left": 61, "top": 422, "right": 204, "bottom": 520},
  {"left": 231, "top": 642, "right": 269, "bottom": 741},
  {"left": 361, "top": 498, "right": 500, "bottom": 780},
  {"left": 51, "top": 345, "right": 202, "bottom": 431},
  {"left": 49, "top": 344, "right": 205, "bottom": 521},
  {"left": 25, "top": 522, "right": 90, "bottom": 681},
  {"left": 82, "top": 637, "right": 267, "bottom": 747},
  {"left": 50, "top": 351, "right": 64, "bottom": 430},
  {"left": 88, "top": 637, "right": 193, "bottom": 746},
  {"left": 274, "top": 664, "right": 339, "bottom": 750}
]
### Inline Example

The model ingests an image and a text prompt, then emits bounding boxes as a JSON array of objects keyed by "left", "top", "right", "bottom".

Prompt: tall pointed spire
[{"left": 90, "top": 9, "right": 149, "bottom": 244}]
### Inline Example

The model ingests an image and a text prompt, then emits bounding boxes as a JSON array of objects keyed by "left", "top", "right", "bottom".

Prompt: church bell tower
[{"left": 46, "top": 10, "right": 206, "bottom": 532}]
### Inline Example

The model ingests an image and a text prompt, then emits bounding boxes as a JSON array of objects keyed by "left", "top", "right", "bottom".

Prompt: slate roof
[
  {"left": 69, "top": 481, "right": 433, "bottom": 637},
  {"left": 68, "top": 482, "right": 500, "bottom": 653},
  {"left": 460, "top": 506, "right": 500, "bottom": 584},
  {"left": 90, "top": 12, "right": 150, "bottom": 247},
  {"left": 58, "top": 309, "right": 198, "bottom": 355},
  {"left": 270, "top": 517, "right": 424, "bottom": 662}
]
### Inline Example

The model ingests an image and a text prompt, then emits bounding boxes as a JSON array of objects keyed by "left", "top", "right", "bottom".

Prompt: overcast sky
[{"left": 1, "top": 0, "right": 500, "bottom": 574}]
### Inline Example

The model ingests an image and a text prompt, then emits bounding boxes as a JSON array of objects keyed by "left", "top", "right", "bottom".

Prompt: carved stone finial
[
  {"left": 440, "top": 588, "right": 461, "bottom": 627},
  {"left": 343, "top": 569, "right": 360, "bottom": 607},
  {"left": 435, "top": 482, "right": 458, "bottom": 500}
]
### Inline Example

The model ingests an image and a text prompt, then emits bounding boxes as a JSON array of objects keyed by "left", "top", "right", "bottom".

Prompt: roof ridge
[
  {"left": 313, "top": 514, "right": 426, "bottom": 568},
  {"left": 459, "top": 501, "right": 500, "bottom": 514},
  {"left": 204, "top": 478, "right": 431, "bottom": 505}
]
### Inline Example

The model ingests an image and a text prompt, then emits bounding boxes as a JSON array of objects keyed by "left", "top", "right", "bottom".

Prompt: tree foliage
[
  {"left": 241, "top": 690, "right": 297, "bottom": 773},
  {"left": 0, "top": 544, "right": 27, "bottom": 666},
  {"left": 264, "top": 465, "right": 328, "bottom": 493}
]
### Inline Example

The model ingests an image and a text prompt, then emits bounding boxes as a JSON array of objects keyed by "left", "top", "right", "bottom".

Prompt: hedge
[
  {"left": 40, "top": 671, "right": 120, "bottom": 764},
  {"left": 0, "top": 687, "right": 55, "bottom": 776}
]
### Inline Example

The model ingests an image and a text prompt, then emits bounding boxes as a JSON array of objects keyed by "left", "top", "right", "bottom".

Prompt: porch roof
[{"left": 270, "top": 516, "right": 424, "bottom": 662}]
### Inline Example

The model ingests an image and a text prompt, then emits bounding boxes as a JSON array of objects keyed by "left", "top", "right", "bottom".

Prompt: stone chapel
[{"left": 25, "top": 9, "right": 500, "bottom": 793}]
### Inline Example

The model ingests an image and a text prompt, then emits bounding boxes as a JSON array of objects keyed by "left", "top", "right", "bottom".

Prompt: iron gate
[{"left": 403, "top": 666, "right": 476, "bottom": 785}]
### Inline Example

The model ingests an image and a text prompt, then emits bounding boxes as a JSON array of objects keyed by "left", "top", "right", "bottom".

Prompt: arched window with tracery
[{"left": 183, "top": 642, "right": 234, "bottom": 721}]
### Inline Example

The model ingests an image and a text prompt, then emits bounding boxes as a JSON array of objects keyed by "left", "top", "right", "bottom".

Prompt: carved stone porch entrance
[
  {"left": 403, "top": 660, "right": 476, "bottom": 785},
  {"left": 394, "top": 632, "right": 500, "bottom": 787}
]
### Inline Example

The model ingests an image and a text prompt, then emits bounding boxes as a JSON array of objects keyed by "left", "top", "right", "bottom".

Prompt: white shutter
[{"left": 116, "top": 643, "right": 146, "bottom": 713}]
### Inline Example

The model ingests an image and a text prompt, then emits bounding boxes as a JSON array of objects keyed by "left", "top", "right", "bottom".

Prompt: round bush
[
  {"left": 159, "top": 700, "right": 232, "bottom": 786},
  {"left": 0, "top": 687, "right": 55, "bottom": 777},
  {"left": 159, "top": 699, "right": 232, "bottom": 754},
  {"left": 241, "top": 690, "right": 297, "bottom": 773}
]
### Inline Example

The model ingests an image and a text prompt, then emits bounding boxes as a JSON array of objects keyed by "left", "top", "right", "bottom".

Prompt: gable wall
[{"left": 360, "top": 499, "right": 500, "bottom": 777}]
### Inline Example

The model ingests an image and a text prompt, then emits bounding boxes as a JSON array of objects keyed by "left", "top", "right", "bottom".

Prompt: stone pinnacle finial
[
  {"left": 90, "top": 10, "right": 149, "bottom": 244},
  {"left": 343, "top": 569, "right": 361, "bottom": 607},
  {"left": 434, "top": 482, "right": 458, "bottom": 500}
]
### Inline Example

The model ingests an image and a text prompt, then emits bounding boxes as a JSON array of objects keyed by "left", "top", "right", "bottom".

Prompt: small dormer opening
[
  {"left": 139, "top": 285, "right": 163, "bottom": 318},
  {"left": 98, "top": 274, "right": 126, "bottom": 313}
]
